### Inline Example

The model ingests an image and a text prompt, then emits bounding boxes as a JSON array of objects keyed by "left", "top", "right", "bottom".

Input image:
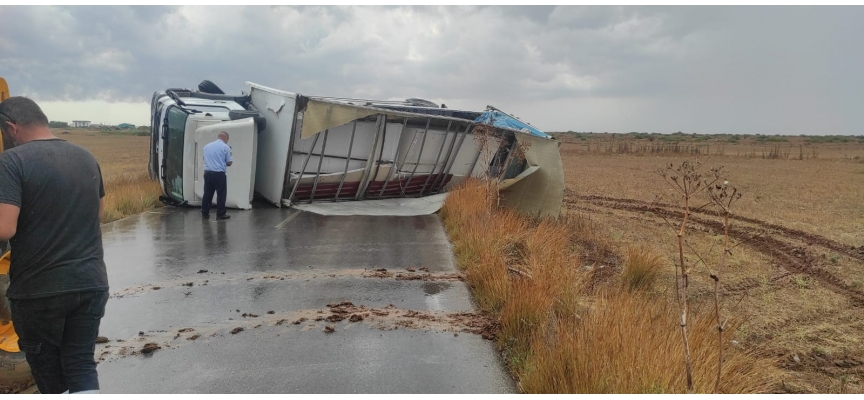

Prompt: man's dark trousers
[
  {"left": 10, "top": 290, "right": 109, "bottom": 393},
  {"left": 202, "top": 170, "right": 227, "bottom": 217}
]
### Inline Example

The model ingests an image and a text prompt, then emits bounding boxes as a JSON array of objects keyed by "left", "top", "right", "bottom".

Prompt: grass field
[
  {"left": 50, "top": 128, "right": 162, "bottom": 223},
  {"left": 555, "top": 133, "right": 864, "bottom": 393}
]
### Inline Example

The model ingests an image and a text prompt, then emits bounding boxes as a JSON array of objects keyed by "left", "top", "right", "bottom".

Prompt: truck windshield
[{"left": 164, "top": 107, "right": 187, "bottom": 202}]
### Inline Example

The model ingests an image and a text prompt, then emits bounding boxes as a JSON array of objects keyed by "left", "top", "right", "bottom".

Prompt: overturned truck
[{"left": 149, "top": 80, "right": 564, "bottom": 217}]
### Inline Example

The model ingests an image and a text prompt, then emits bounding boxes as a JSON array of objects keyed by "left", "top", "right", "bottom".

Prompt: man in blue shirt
[{"left": 201, "top": 132, "right": 232, "bottom": 220}]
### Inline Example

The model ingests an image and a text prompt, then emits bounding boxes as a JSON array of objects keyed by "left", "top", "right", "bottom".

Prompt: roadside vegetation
[
  {"left": 52, "top": 129, "right": 163, "bottom": 223},
  {"left": 558, "top": 134, "right": 864, "bottom": 393},
  {"left": 440, "top": 179, "right": 778, "bottom": 393},
  {"left": 101, "top": 171, "right": 162, "bottom": 223}
]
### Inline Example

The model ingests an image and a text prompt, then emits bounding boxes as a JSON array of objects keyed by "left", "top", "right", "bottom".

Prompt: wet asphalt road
[{"left": 94, "top": 204, "right": 514, "bottom": 393}]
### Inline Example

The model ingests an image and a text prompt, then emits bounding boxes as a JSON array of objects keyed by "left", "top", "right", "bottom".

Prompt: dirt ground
[
  {"left": 558, "top": 133, "right": 864, "bottom": 393},
  {"left": 48, "top": 128, "right": 161, "bottom": 223},
  {"left": 50, "top": 128, "right": 151, "bottom": 180}
]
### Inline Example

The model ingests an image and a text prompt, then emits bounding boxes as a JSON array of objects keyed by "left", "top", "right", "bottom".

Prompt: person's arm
[
  {"left": 0, "top": 156, "right": 21, "bottom": 240},
  {"left": 0, "top": 204, "right": 19, "bottom": 241},
  {"left": 225, "top": 145, "right": 233, "bottom": 167},
  {"left": 98, "top": 163, "right": 105, "bottom": 222}
]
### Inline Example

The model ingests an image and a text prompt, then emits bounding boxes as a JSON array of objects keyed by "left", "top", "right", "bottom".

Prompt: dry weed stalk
[
  {"left": 656, "top": 160, "right": 719, "bottom": 393},
  {"left": 705, "top": 169, "right": 742, "bottom": 393}
]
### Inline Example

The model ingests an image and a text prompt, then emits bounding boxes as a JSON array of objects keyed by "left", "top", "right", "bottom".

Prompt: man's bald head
[
  {"left": 0, "top": 96, "right": 53, "bottom": 147},
  {"left": 218, "top": 132, "right": 229, "bottom": 143}
]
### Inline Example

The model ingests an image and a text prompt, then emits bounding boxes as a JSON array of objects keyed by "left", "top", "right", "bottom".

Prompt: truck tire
[{"left": 198, "top": 80, "right": 225, "bottom": 95}]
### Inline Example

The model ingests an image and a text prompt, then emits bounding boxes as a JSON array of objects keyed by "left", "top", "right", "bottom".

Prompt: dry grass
[
  {"left": 559, "top": 134, "right": 864, "bottom": 393},
  {"left": 52, "top": 129, "right": 162, "bottom": 223},
  {"left": 101, "top": 171, "right": 162, "bottom": 223},
  {"left": 523, "top": 290, "right": 775, "bottom": 394},
  {"left": 440, "top": 179, "right": 778, "bottom": 393},
  {"left": 620, "top": 245, "right": 664, "bottom": 292}
]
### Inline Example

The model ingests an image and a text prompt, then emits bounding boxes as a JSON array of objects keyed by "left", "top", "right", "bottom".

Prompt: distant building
[
  {"left": 118, "top": 123, "right": 136, "bottom": 129},
  {"left": 72, "top": 120, "right": 91, "bottom": 128}
]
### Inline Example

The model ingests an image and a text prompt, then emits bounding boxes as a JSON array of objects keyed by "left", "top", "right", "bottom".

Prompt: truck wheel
[{"left": 198, "top": 80, "right": 225, "bottom": 95}]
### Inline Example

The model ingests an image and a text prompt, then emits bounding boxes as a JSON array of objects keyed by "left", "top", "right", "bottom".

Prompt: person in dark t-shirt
[{"left": 0, "top": 97, "right": 108, "bottom": 394}]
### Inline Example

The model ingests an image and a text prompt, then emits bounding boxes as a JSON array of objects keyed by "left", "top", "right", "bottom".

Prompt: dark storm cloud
[{"left": 1, "top": 5, "right": 861, "bottom": 134}]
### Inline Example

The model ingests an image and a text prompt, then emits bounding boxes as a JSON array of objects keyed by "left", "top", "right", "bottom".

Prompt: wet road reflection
[{"left": 96, "top": 204, "right": 513, "bottom": 393}]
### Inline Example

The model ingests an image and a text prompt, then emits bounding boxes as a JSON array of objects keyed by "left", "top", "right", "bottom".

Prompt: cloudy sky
[{"left": 1, "top": 5, "right": 862, "bottom": 135}]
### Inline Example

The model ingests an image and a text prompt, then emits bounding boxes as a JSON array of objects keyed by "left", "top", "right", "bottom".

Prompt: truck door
[{"left": 193, "top": 117, "right": 258, "bottom": 210}]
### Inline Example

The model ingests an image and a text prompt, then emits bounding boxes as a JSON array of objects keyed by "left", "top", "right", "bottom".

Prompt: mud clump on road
[
  {"left": 95, "top": 336, "right": 110, "bottom": 344},
  {"left": 396, "top": 319, "right": 417, "bottom": 329},
  {"left": 363, "top": 269, "right": 393, "bottom": 279},
  {"left": 315, "top": 302, "right": 499, "bottom": 339},
  {"left": 362, "top": 268, "right": 463, "bottom": 282},
  {"left": 178, "top": 328, "right": 195, "bottom": 333},
  {"left": 291, "top": 318, "right": 307, "bottom": 325},
  {"left": 267, "top": 310, "right": 275, "bottom": 315},
  {"left": 141, "top": 343, "right": 161, "bottom": 354},
  {"left": 327, "top": 301, "right": 355, "bottom": 309},
  {"left": 230, "top": 327, "right": 244, "bottom": 334},
  {"left": 241, "top": 313, "right": 258, "bottom": 318},
  {"left": 328, "top": 301, "right": 358, "bottom": 316},
  {"left": 197, "top": 269, "right": 209, "bottom": 273},
  {"left": 187, "top": 334, "right": 200, "bottom": 341},
  {"left": 448, "top": 312, "right": 499, "bottom": 340},
  {"left": 326, "top": 314, "right": 345, "bottom": 323},
  {"left": 324, "top": 325, "right": 335, "bottom": 333},
  {"left": 395, "top": 273, "right": 431, "bottom": 281}
]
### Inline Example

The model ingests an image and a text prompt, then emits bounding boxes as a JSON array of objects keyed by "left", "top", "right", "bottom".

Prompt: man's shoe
[
  {"left": 202, "top": 214, "right": 210, "bottom": 219},
  {"left": 216, "top": 214, "right": 230, "bottom": 220}
]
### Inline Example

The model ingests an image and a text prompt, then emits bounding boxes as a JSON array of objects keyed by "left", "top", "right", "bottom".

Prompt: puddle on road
[
  {"left": 423, "top": 281, "right": 451, "bottom": 296},
  {"left": 423, "top": 281, "right": 452, "bottom": 312}
]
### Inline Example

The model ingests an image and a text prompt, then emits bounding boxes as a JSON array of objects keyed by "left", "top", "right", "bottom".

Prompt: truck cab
[{"left": 150, "top": 84, "right": 265, "bottom": 210}]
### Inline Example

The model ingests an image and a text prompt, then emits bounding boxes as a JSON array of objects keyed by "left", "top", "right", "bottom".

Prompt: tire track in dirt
[
  {"left": 569, "top": 201, "right": 800, "bottom": 293},
  {"left": 574, "top": 192, "right": 864, "bottom": 262},
  {"left": 565, "top": 194, "right": 864, "bottom": 306}
]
